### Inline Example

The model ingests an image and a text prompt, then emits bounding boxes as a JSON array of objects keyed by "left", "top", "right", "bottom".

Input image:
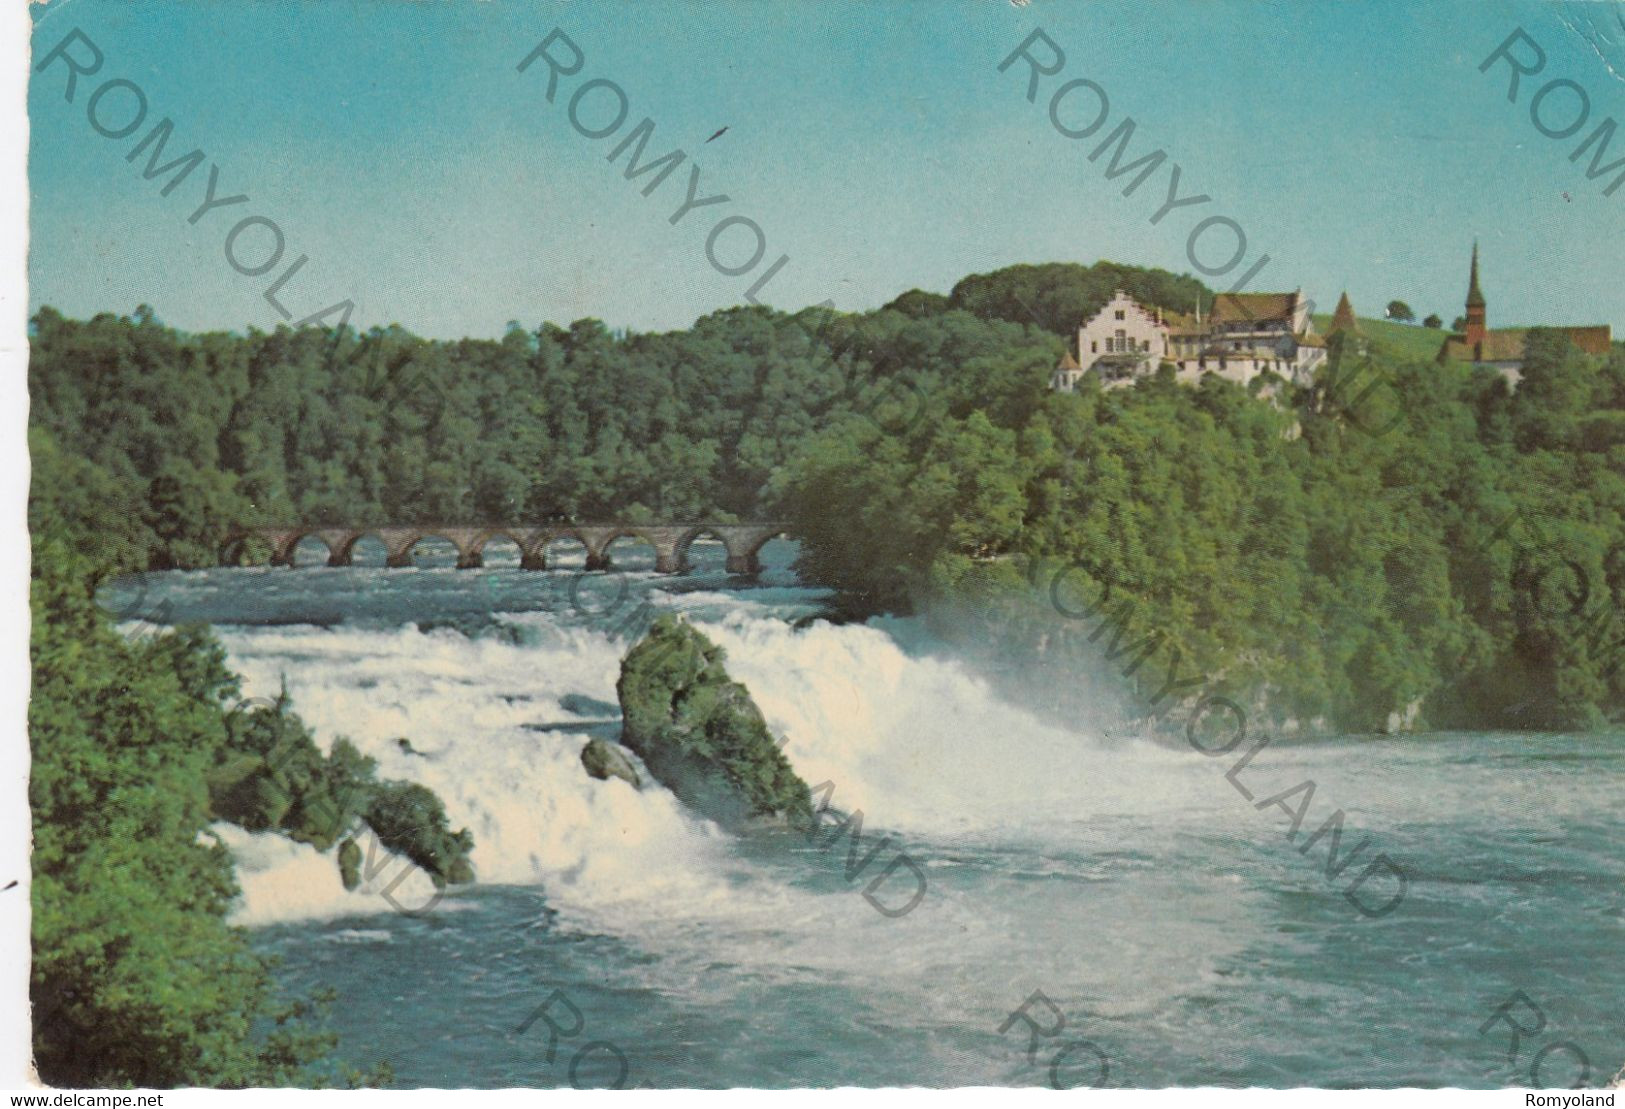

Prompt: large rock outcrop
[{"left": 616, "top": 615, "right": 812, "bottom": 827}]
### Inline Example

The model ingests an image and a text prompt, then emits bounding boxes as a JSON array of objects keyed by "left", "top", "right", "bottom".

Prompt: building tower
[
  {"left": 1464, "top": 241, "right": 1487, "bottom": 348},
  {"left": 1327, "top": 291, "right": 1360, "bottom": 336}
]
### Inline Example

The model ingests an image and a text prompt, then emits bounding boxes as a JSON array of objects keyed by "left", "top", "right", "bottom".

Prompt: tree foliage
[
  {"left": 772, "top": 326, "right": 1625, "bottom": 732},
  {"left": 29, "top": 539, "right": 389, "bottom": 1087}
]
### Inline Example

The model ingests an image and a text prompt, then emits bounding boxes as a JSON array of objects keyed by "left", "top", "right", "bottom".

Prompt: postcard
[{"left": 13, "top": 0, "right": 1624, "bottom": 1094}]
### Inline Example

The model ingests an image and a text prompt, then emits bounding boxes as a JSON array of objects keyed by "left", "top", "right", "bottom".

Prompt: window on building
[
  {"left": 1091, "top": 341, "right": 1098, "bottom": 354},
  {"left": 1114, "top": 310, "right": 1125, "bottom": 320}
]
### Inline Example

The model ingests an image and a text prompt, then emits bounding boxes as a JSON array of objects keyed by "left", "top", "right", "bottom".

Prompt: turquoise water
[{"left": 102, "top": 539, "right": 1625, "bottom": 1088}]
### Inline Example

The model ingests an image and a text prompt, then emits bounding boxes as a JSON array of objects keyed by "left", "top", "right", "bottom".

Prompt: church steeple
[
  {"left": 1328, "top": 290, "right": 1360, "bottom": 336},
  {"left": 1463, "top": 241, "right": 1487, "bottom": 346}
]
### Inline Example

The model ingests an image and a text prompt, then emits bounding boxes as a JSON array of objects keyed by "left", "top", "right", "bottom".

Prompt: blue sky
[{"left": 26, "top": 0, "right": 1625, "bottom": 338}]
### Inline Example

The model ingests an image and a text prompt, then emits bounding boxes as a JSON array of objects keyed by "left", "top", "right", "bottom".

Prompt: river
[{"left": 100, "top": 537, "right": 1623, "bottom": 1088}]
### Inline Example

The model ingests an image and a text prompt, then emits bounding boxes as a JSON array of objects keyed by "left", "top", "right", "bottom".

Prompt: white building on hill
[{"left": 1052, "top": 288, "right": 1334, "bottom": 392}]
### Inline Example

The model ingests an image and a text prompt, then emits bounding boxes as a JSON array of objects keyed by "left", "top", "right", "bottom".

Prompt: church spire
[
  {"left": 1463, "top": 241, "right": 1487, "bottom": 347},
  {"left": 1466, "top": 240, "right": 1486, "bottom": 309},
  {"left": 1328, "top": 290, "right": 1360, "bottom": 335}
]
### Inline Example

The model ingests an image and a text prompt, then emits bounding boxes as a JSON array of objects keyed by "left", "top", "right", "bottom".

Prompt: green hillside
[{"left": 1313, "top": 314, "right": 1446, "bottom": 363}]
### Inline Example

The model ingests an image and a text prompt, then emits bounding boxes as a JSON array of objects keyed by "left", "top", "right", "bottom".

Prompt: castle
[
  {"left": 1051, "top": 244, "right": 1613, "bottom": 394},
  {"left": 1434, "top": 243, "right": 1611, "bottom": 379},
  {"left": 1051, "top": 288, "right": 1338, "bottom": 393}
]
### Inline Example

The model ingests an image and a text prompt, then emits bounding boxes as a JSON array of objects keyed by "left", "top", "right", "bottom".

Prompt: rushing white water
[
  {"left": 205, "top": 574, "right": 1248, "bottom": 1003},
  {"left": 216, "top": 586, "right": 1195, "bottom": 903},
  {"left": 104, "top": 549, "right": 1625, "bottom": 1087}
]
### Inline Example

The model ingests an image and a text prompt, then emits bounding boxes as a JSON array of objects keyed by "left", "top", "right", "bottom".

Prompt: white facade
[
  {"left": 1050, "top": 358, "right": 1086, "bottom": 393},
  {"left": 1053, "top": 289, "right": 1329, "bottom": 393},
  {"left": 1077, "top": 291, "right": 1169, "bottom": 385},
  {"left": 1190, "top": 292, "right": 1326, "bottom": 385}
]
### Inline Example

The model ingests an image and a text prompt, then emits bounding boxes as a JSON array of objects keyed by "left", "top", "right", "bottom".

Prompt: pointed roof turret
[
  {"left": 1327, "top": 290, "right": 1361, "bottom": 335},
  {"left": 1466, "top": 241, "right": 1486, "bottom": 309}
]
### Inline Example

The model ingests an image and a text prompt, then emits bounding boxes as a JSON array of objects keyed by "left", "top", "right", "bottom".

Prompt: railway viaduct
[{"left": 220, "top": 523, "right": 792, "bottom": 575}]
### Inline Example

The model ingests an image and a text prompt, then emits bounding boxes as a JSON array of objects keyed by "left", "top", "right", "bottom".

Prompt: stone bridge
[{"left": 220, "top": 523, "right": 792, "bottom": 575}]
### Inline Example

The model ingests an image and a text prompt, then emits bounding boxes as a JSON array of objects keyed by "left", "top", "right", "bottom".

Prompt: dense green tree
[
  {"left": 29, "top": 540, "right": 380, "bottom": 1087},
  {"left": 772, "top": 317, "right": 1623, "bottom": 731},
  {"left": 948, "top": 260, "right": 1210, "bottom": 338}
]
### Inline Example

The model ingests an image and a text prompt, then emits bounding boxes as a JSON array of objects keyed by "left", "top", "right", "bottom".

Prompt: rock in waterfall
[{"left": 616, "top": 615, "right": 812, "bottom": 827}]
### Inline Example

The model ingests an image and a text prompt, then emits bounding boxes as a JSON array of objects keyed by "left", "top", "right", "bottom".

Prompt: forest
[
  {"left": 29, "top": 257, "right": 1625, "bottom": 732},
  {"left": 27, "top": 258, "right": 1625, "bottom": 1082}
]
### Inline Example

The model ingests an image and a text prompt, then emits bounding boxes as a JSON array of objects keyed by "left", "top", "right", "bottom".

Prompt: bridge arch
[
  {"left": 673, "top": 526, "right": 727, "bottom": 573},
  {"left": 535, "top": 530, "right": 595, "bottom": 571},
  {"left": 570, "top": 527, "right": 630, "bottom": 572},
  {"left": 324, "top": 530, "right": 371, "bottom": 567},
  {"left": 376, "top": 529, "right": 477, "bottom": 570},
  {"left": 290, "top": 533, "right": 340, "bottom": 568},
  {"left": 219, "top": 532, "right": 273, "bottom": 567},
  {"left": 601, "top": 529, "right": 672, "bottom": 573},
  {"left": 253, "top": 529, "right": 341, "bottom": 568},
  {"left": 472, "top": 530, "right": 526, "bottom": 569},
  {"left": 221, "top": 522, "right": 789, "bottom": 574},
  {"left": 680, "top": 525, "right": 788, "bottom": 576},
  {"left": 330, "top": 532, "right": 393, "bottom": 567}
]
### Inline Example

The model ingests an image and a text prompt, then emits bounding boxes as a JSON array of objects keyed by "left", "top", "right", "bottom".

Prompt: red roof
[
  {"left": 1564, "top": 326, "right": 1614, "bottom": 355},
  {"left": 1210, "top": 292, "right": 1298, "bottom": 325},
  {"left": 1436, "top": 325, "right": 1613, "bottom": 364}
]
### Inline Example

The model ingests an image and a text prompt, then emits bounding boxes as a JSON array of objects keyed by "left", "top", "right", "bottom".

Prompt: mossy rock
[
  {"left": 338, "top": 838, "right": 361, "bottom": 891},
  {"left": 580, "top": 737, "right": 640, "bottom": 787},
  {"left": 364, "top": 781, "right": 475, "bottom": 887},
  {"left": 204, "top": 696, "right": 476, "bottom": 892},
  {"left": 616, "top": 615, "right": 811, "bottom": 827}
]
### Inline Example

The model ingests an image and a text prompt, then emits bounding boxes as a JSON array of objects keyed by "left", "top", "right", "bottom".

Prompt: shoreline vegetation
[
  {"left": 27, "top": 257, "right": 1625, "bottom": 1084},
  {"left": 30, "top": 543, "right": 401, "bottom": 1087},
  {"left": 29, "top": 259, "right": 1623, "bottom": 735}
]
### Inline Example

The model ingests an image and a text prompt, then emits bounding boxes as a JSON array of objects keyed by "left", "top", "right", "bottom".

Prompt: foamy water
[{"left": 101, "top": 546, "right": 1625, "bottom": 1087}]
